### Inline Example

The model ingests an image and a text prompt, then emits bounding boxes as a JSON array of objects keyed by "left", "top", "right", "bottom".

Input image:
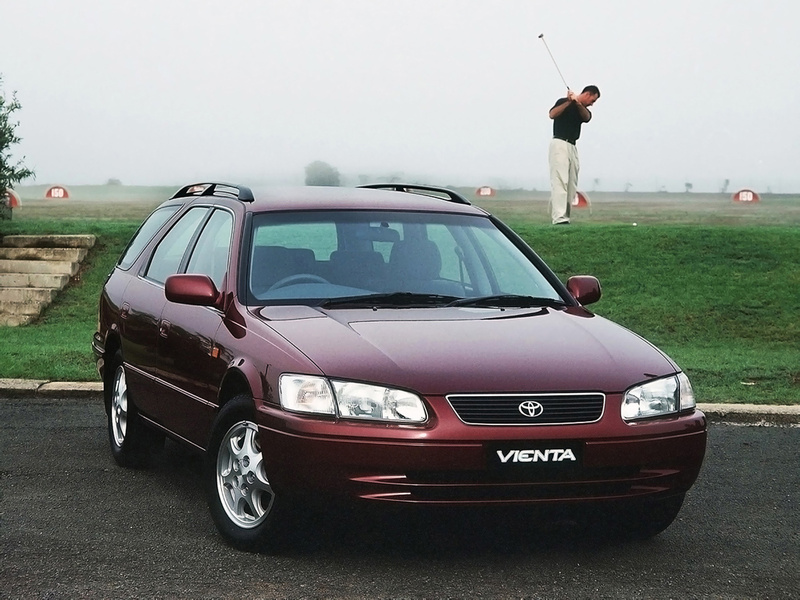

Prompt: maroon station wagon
[{"left": 93, "top": 182, "right": 707, "bottom": 550}]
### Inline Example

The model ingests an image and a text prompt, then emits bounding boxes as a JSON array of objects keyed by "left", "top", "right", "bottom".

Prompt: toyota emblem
[{"left": 518, "top": 400, "right": 544, "bottom": 418}]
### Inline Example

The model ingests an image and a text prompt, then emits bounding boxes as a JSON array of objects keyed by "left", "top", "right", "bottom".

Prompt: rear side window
[
  {"left": 144, "top": 207, "right": 209, "bottom": 284},
  {"left": 118, "top": 205, "right": 180, "bottom": 270}
]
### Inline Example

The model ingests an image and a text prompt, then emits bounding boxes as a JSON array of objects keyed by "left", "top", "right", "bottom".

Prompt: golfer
[{"left": 548, "top": 85, "right": 600, "bottom": 225}]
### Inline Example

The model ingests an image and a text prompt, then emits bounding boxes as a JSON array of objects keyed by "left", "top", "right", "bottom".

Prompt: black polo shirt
[{"left": 551, "top": 98, "right": 591, "bottom": 143}]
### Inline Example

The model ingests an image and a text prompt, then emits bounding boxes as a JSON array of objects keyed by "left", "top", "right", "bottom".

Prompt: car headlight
[
  {"left": 279, "top": 374, "right": 336, "bottom": 415},
  {"left": 622, "top": 372, "right": 696, "bottom": 421},
  {"left": 279, "top": 374, "right": 428, "bottom": 423}
]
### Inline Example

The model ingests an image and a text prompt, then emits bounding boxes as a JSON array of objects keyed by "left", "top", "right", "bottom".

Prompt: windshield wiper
[
  {"left": 447, "top": 294, "right": 567, "bottom": 309},
  {"left": 320, "top": 292, "right": 458, "bottom": 309}
]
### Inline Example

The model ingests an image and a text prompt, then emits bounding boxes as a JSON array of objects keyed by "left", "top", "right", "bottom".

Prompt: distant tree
[
  {"left": 720, "top": 179, "right": 730, "bottom": 194},
  {"left": 384, "top": 172, "right": 405, "bottom": 183},
  {"left": 304, "top": 161, "right": 340, "bottom": 186},
  {"left": 624, "top": 182, "right": 632, "bottom": 192},
  {"left": 0, "top": 76, "right": 35, "bottom": 210},
  {"left": 106, "top": 178, "right": 122, "bottom": 186},
  {"left": 685, "top": 182, "right": 693, "bottom": 193},
  {"left": 592, "top": 178, "right": 599, "bottom": 191}
]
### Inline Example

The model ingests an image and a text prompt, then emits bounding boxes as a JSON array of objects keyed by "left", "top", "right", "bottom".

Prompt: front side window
[
  {"left": 186, "top": 209, "right": 233, "bottom": 288},
  {"left": 247, "top": 210, "right": 562, "bottom": 306}
]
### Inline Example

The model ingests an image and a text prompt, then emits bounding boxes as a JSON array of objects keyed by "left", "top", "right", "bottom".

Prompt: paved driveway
[{"left": 1, "top": 397, "right": 798, "bottom": 599}]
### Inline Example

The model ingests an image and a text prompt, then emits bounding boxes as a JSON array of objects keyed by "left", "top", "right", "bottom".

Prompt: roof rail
[
  {"left": 358, "top": 183, "right": 471, "bottom": 205},
  {"left": 171, "top": 182, "right": 255, "bottom": 202}
]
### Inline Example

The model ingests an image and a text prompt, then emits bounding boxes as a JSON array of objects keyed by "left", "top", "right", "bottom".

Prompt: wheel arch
[
  {"left": 217, "top": 362, "right": 263, "bottom": 410},
  {"left": 101, "top": 333, "right": 123, "bottom": 412},
  {"left": 218, "top": 368, "right": 250, "bottom": 406}
]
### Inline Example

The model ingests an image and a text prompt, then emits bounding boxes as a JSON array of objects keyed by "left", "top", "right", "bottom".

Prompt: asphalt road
[{"left": 1, "top": 397, "right": 798, "bottom": 600}]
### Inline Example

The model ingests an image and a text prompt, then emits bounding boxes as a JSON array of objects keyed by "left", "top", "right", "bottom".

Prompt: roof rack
[
  {"left": 358, "top": 183, "right": 471, "bottom": 205},
  {"left": 171, "top": 182, "right": 255, "bottom": 202}
]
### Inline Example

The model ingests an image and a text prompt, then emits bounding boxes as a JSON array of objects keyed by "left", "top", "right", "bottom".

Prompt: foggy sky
[{"left": 2, "top": 0, "right": 799, "bottom": 193}]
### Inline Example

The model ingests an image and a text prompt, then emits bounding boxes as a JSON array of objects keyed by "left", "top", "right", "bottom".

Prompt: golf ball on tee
[{"left": 632, "top": 222, "right": 638, "bottom": 226}]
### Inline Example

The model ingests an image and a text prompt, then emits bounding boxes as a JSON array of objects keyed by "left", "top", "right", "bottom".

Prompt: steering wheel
[{"left": 267, "top": 274, "right": 330, "bottom": 291}]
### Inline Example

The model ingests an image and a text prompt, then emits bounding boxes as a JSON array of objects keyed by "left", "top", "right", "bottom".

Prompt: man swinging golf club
[
  {"left": 548, "top": 85, "right": 600, "bottom": 225},
  {"left": 540, "top": 31, "right": 600, "bottom": 225}
]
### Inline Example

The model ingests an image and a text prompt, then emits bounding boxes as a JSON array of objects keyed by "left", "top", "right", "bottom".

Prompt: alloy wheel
[
  {"left": 111, "top": 366, "right": 128, "bottom": 447},
  {"left": 216, "top": 421, "right": 275, "bottom": 529}
]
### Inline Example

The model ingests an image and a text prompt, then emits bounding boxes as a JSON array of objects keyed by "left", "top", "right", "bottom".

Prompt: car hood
[{"left": 257, "top": 305, "right": 677, "bottom": 395}]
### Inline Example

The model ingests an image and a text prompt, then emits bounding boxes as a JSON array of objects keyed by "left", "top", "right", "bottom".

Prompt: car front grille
[{"left": 446, "top": 393, "right": 605, "bottom": 425}]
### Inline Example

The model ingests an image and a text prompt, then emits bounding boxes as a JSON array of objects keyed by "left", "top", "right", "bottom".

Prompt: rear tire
[
  {"left": 106, "top": 352, "right": 163, "bottom": 468},
  {"left": 205, "top": 394, "right": 294, "bottom": 552}
]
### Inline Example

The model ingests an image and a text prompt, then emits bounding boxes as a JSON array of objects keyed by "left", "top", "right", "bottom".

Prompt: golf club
[{"left": 538, "top": 33, "right": 569, "bottom": 90}]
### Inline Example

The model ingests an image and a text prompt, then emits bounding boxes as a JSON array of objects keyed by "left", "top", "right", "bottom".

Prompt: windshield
[{"left": 247, "top": 210, "right": 563, "bottom": 306}]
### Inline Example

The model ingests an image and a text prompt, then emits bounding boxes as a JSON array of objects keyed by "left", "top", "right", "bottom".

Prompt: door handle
[{"left": 159, "top": 320, "right": 171, "bottom": 338}]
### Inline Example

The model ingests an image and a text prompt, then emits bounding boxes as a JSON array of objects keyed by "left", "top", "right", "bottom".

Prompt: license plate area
[{"left": 488, "top": 441, "right": 584, "bottom": 472}]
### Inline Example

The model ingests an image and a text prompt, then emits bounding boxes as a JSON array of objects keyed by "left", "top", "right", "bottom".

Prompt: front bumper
[{"left": 256, "top": 397, "right": 707, "bottom": 506}]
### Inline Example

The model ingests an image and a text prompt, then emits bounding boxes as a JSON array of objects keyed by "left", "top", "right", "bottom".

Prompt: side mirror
[
  {"left": 566, "top": 275, "right": 602, "bottom": 306},
  {"left": 165, "top": 274, "right": 220, "bottom": 307}
]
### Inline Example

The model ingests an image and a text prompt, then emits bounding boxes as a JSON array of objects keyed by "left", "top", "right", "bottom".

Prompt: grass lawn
[
  {"left": 1, "top": 218, "right": 139, "bottom": 381},
  {"left": 508, "top": 223, "right": 800, "bottom": 405},
  {"left": 1, "top": 186, "right": 798, "bottom": 404}
]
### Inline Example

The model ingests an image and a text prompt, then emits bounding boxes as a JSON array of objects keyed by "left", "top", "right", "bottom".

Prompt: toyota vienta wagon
[{"left": 93, "top": 182, "right": 707, "bottom": 550}]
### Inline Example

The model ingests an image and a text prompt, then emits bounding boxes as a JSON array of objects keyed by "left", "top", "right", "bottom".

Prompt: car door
[
  {"left": 125, "top": 206, "right": 210, "bottom": 423},
  {"left": 157, "top": 208, "right": 234, "bottom": 446},
  {"left": 113, "top": 205, "right": 181, "bottom": 399}
]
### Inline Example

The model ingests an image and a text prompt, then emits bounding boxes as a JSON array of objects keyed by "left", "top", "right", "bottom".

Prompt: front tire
[
  {"left": 106, "top": 353, "right": 162, "bottom": 468},
  {"left": 592, "top": 493, "right": 686, "bottom": 540},
  {"left": 627, "top": 493, "right": 685, "bottom": 539},
  {"left": 205, "top": 394, "right": 293, "bottom": 551}
]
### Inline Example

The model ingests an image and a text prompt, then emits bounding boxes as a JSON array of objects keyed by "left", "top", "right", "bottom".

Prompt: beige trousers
[{"left": 548, "top": 138, "right": 579, "bottom": 224}]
